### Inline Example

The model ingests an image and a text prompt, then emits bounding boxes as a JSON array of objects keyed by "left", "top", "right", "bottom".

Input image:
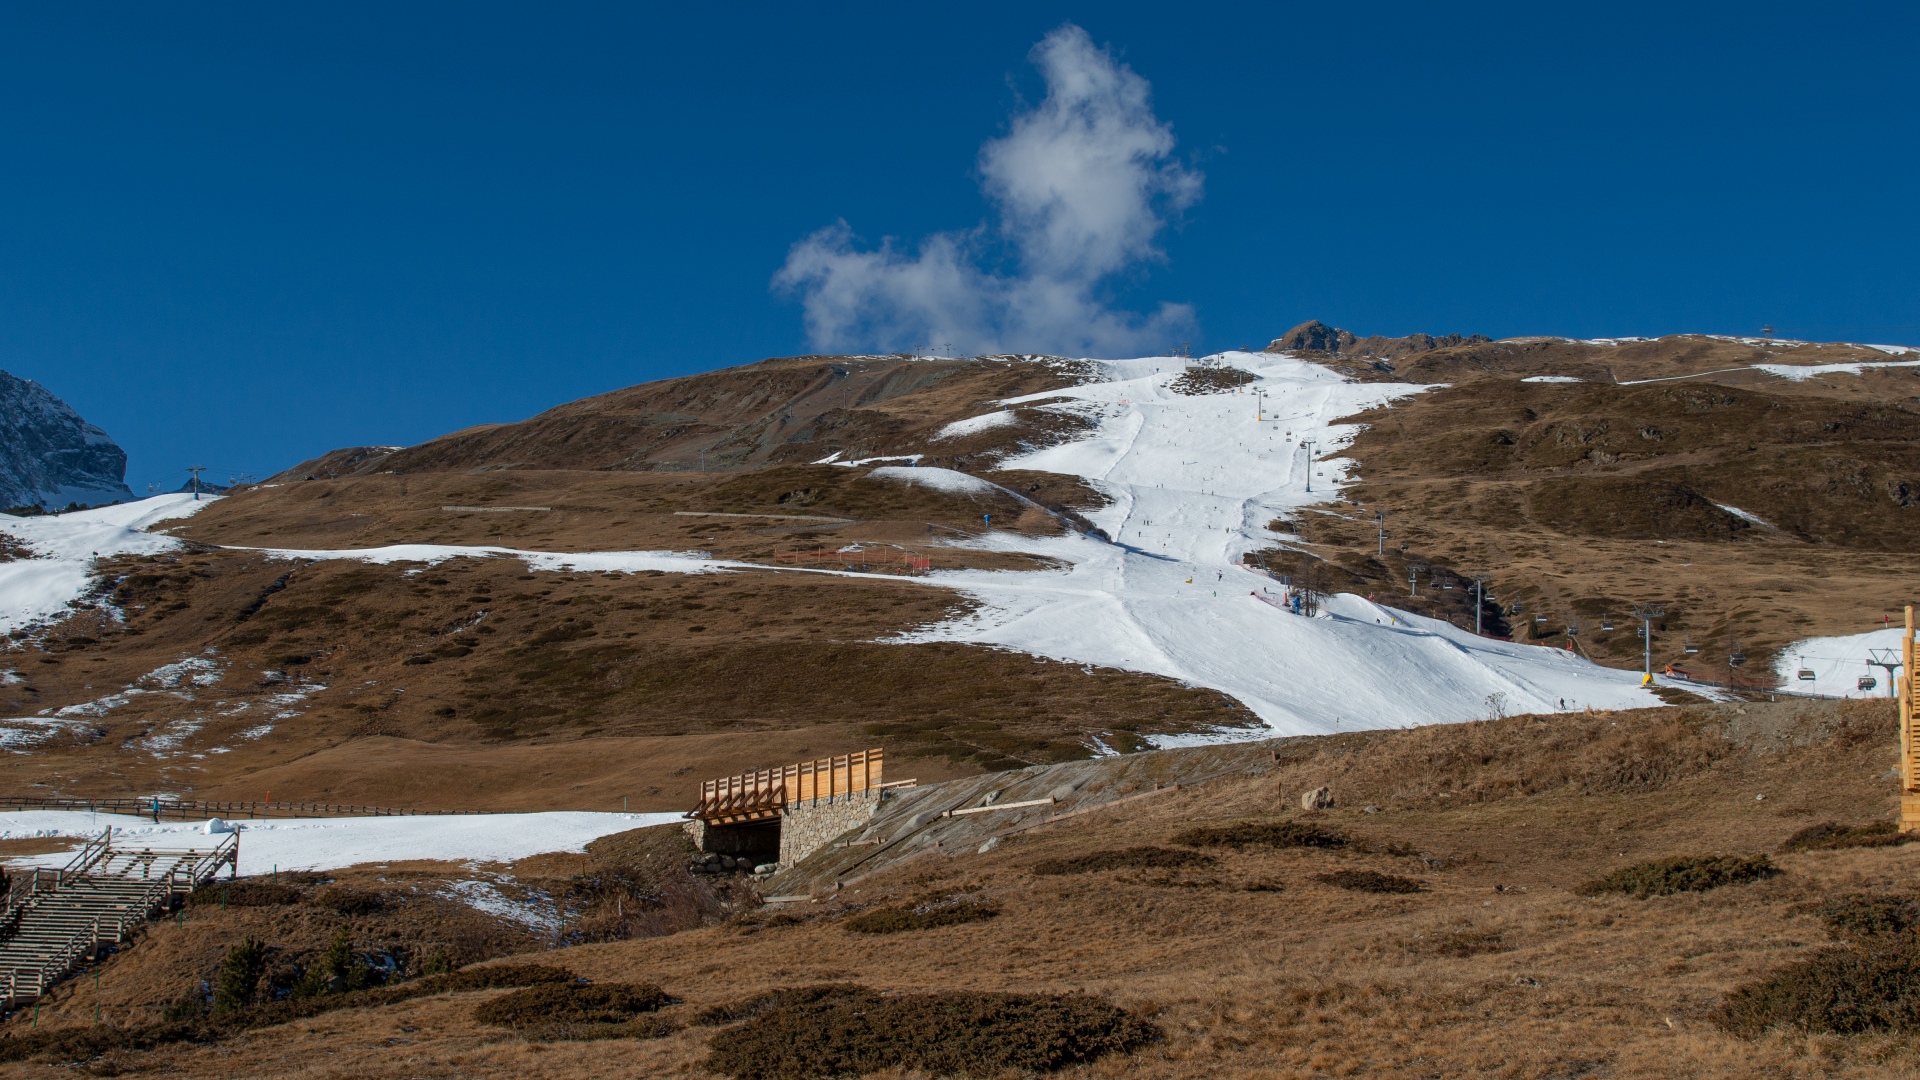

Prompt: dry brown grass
[{"left": 2, "top": 698, "right": 1912, "bottom": 1078}]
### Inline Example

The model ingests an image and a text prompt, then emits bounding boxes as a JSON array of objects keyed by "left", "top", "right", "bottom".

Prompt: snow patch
[
  {"left": 895, "top": 351, "right": 1664, "bottom": 735},
  {"left": 1773, "top": 627, "right": 1906, "bottom": 699},
  {"left": 0, "top": 810, "right": 686, "bottom": 874},
  {"left": 1754, "top": 359, "right": 1920, "bottom": 381},
  {"left": 934, "top": 410, "right": 1017, "bottom": 440},
  {"left": 0, "top": 494, "right": 215, "bottom": 635},
  {"left": 1714, "top": 504, "right": 1773, "bottom": 527},
  {"left": 1521, "top": 376, "right": 1583, "bottom": 383},
  {"left": 867, "top": 466, "right": 999, "bottom": 495}
]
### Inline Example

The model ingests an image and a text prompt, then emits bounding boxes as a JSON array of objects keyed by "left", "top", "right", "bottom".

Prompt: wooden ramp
[{"left": 690, "top": 749, "right": 884, "bottom": 826}]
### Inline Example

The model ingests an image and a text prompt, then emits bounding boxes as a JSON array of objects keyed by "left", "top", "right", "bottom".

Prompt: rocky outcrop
[
  {"left": 0, "top": 371, "right": 133, "bottom": 510},
  {"left": 1267, "top": 320, "right": 1491, "bottom": 362}
]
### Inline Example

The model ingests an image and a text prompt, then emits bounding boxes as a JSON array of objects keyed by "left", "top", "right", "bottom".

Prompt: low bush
[
  {"left": 1782, "top": 821, "right": 1916, "bottom": 853},
  {"left": 311, "top": 886, "right": 384, "bottom": 915},
  {"left": 474, "top": 982, "right": 675, "bottom": 1033},
  {"left": 1172, "top": 821, "right": 1346, "bottom": 849},
  {"left": 703, "top": 986, "right": 1159, "bottom": 1079},
  {"left": 843, "top": 898, "right": 999, "bottom": 935},
  {"left": 1817, "top": 893, "right": 1920, "bottom": 940},
  {"left": 1315, "top": 870, "right": 1425, "bottom": 894},
  {"left": 1717, "top": 943, "right": 1920, "bottom": 1036},
  {"left": 1030, "top": 846, "right": 1215, "bottom": 876},
  {"left": 186, "top": 882, "right": 300, "bottom": 908},
  {"left": 0, "top": 963, "right": 575, "bottom": 1062},
  {"left": 1578, "top": 855, "right": 1776, "bottom": 899},
  {"left": 695, "top": 984, "right": 872, "bottom": 1026}
]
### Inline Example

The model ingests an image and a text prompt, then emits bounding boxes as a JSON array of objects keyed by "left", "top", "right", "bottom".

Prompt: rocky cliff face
[{"left": 0, "top": 370, "right": 133, "bottom": 509}]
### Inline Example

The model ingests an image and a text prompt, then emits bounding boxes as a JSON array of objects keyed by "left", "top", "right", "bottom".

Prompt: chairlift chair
[
  {"left": 1797, "top": 662, "right": 1816, "bottom": 681},
  {"left": 1534, "top": 613, "right": 1547, "bottom": 624},
  {"left": 1860, "top": 675, "right": 1879, "bottom": 692},
  {"left": 1601, "top": 616, "right": 1615, "bottom": 631},
  {"left": 1683, "top": 639, "right": 1700, "bottom": 655},
  {"left": 1729, "top": 646, "right": 1747, "bottom": 667}
]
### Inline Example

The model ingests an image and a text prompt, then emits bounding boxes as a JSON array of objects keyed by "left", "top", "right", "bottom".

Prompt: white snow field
[
  {"left": 241, "top": 542, "right": 734, "bottom": 576},
  {"left": 1772, "top": 626, "right": 1908, "bottom": 700},
  {"left": 901, "top": 351, "right": 1666, "bottom": 737},
  {"left": 0, "top": 810, "right": 684, "bottom": 874},
  {"left": 0, "top": 494, "right": 215, "bottom": 635}
]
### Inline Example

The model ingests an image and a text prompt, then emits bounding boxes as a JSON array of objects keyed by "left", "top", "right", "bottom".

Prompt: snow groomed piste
[
  {"left": 903, "top": 351, "right": 1667, "bottom": 736},
  {"left": 0, "top": 351, "right": 1690, "bottom": 747}
]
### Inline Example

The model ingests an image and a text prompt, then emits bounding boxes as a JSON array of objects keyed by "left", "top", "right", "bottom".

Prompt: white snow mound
[{"left": 0, "top": 494, "right": 215, "bottom": 634}]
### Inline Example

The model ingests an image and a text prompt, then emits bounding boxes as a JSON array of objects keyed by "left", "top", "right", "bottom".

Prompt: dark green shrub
[
  {"left": 212, "top": 937, "right": 267, "bottom": 1014},
  {"left": 1717, "top": 943, "right": 1920, "bottom": 1036},
  {"left": 1782, "top": 821, "right": 1916, "bottom": 853},
  {"left": 1172, "top": 821, "right": 1346, "bottom": 849},
  {"left": 843, "top": 899, "right": 999, "bottom": 934},
  {"left": 1315, "top": 870, "right": 1425, "bottom": 894},
  {"left": 291, "top": 928, "right": 381, "bottom": 999},
  {"left": 704, "top": 987, "right": 1159, "bottom": 1079},
  {"left": 0, "top": 964, "right": 576, "bottom": 1063},
  {"left": 187, "top": 882, "right": 300, "bottom": 908},
  {"left": 474, "top": 982, "right": 674, "bottom": 1028},
  {"left": 695, "top": 984, "right": 874, "bottom": 1026},
  {"left": 311, "top": 886, "right": 384, "bottom": 915},
  {"left": 1579, "top": 855, "right": 1776, "bottom": 898},
  {"left": 1818, "top": 894, "right": 1920, "bottom": 940},
  {"left": 1030, "top": 846, "right": 1215, "bottom": 875}
]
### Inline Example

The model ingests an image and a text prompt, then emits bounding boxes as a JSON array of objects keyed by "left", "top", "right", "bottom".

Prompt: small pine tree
[
  {"left": 292, "top": 928, "right": 378, "bottom": 999},
  {"left": 420, "top": 946, "right": 452, "bottom": 976},
  {"left": 212, "top": 938, "right": 267, "bottom": 1014}
]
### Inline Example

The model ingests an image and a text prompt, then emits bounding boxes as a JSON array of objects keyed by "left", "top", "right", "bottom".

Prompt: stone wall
[
  {"left": 779, "top": 789, "right": 884, "bottom": 868},
  {"left": 684, "top": 818, "right": 780, "bottom": 859}
]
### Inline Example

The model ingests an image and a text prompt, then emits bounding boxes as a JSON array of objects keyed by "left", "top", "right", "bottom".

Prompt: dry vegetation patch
[
  {"left": 1577, "top": 854, "right": 1776, "bottom": 898},
  {"left": 1315, "top": 869, "right": 1426, "bottom": 894},
  {"left": 1816, "top": 893, "right": 1920, "bottom": 941},
  {"left": 472, "top": 981, "right": 676, "bottom": 1041},
  {"left": 1717, "top": 943, "right": 1920, "bottom": 1037},
  {"left": 1171, "top": 820, "right": 1346, "bottom": 849},
  {"left": 1782, "top": 820, "right": 1917, "bottom": 852},
  {"left": 1029, "top": 846, "right": 1216, "bottom": 875},
  {"left": 842, "top": 897, "right": 999, "bottom": 935},
  {"left": 702, "top": 985, "right": 1159, "bottom": 1080}
]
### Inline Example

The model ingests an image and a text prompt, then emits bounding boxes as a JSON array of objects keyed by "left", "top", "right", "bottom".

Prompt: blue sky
[{"left": 2, "top": 2, "right": 1915, "bottom": 488}]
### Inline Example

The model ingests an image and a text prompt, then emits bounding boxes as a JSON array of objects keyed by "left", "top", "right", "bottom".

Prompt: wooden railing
[
  {"left": 692, "top": 749, "right": 884, "bottom": 825},
  {"left": 0, "top": 796, "right": 478, "bottom": 821}
]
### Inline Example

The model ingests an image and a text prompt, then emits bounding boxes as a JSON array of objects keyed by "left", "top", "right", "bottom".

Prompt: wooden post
[{"left": 1904, "top": 606, "right": 1919, "bottom": 831}]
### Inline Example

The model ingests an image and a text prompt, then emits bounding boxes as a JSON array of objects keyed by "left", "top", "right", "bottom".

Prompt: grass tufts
[
  {"left": 1315, "top": 870, "right": 1426, "bottom": 894},
  {"left": 703, "top": 986, "right": 1159, "bottom": 1079},
  {"left": 1578, "top": 854, "right": 1776, "bottom": 898},
  {"left": 1030, "top": 846, "right": 1216, "bottom": 876},
  {"left": 1172, "top": 821, "right": 1347, "bottom": 849},
  {"left": 843, "top": 898, "right": 999, "bottom": 935}
]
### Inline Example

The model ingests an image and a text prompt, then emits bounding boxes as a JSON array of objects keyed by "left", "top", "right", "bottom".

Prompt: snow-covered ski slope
[
  {"left": 905, "top": 351, "right": 1665, "bottom": 737},
  {"left": 0, "top": 494, "right": 214, "bottom": 635},
  {"left": 1773, "top": 626, "right": 1907, "bottom": 700}
]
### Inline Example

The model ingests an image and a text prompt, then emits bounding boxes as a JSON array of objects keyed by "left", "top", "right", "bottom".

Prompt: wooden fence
[
  {"left": 0, "top": 796, "right": 477, "bottom": 821},
  {"left": 692, "top": 749, "right": 884, "bottom": 826}
]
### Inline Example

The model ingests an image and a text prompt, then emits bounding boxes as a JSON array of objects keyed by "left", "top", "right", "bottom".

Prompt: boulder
[{"left": 1300, "top": 786, "right": 1334, "bottom": 811}]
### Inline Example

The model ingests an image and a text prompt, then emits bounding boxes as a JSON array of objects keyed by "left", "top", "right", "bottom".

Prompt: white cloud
[{"left": 774, "top": 24, "right": 1201, "bottom": 358}]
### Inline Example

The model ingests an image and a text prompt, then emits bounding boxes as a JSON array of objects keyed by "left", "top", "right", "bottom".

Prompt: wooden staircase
[{"left": 0, "top": 828, "right": 237, "bottom": 1004}]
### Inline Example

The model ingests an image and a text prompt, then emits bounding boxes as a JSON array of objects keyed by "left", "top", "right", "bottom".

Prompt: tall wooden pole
[{"left": 1902, "top": 606, "right": 1918, "bottom": 832}]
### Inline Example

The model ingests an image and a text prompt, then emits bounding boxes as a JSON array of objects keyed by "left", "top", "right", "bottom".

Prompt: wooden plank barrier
[
  {"left": 692, "top": 748, "right": 884, "bottom": 825},
  {"left": 1902, "top": 606, "right": 1920, "bottom": 833}
]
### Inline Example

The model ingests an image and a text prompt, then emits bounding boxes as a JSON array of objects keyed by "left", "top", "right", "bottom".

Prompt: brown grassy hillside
[{"left": 6, "top": 698, "right": 1916, "bottom": 1079}]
